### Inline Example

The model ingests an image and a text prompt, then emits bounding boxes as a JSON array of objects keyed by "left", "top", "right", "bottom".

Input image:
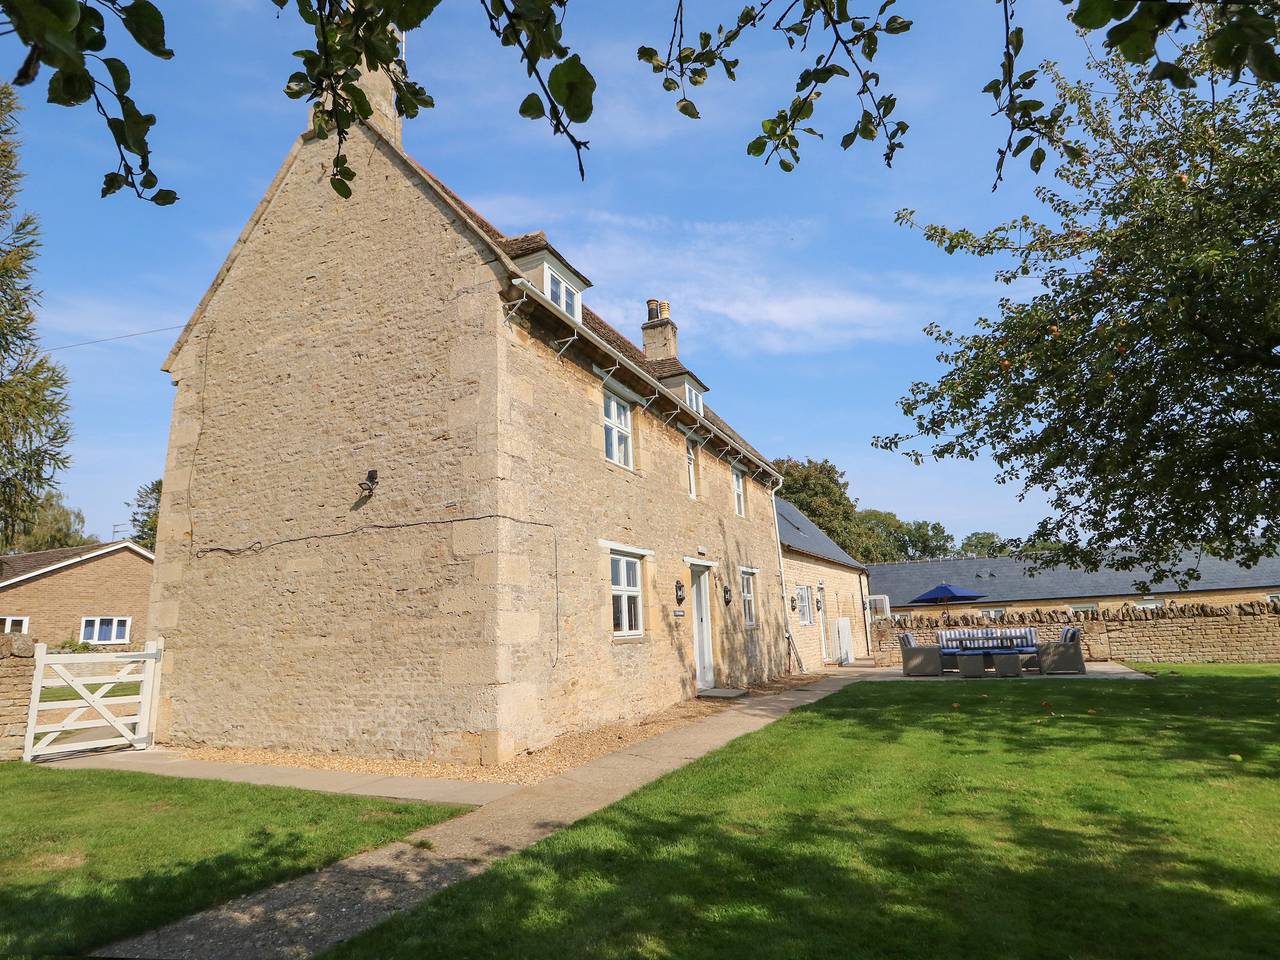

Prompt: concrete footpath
[
  {"left": 95, "top": 674, "right": 858, "bottom": 960},
  {"left": 51, "top": 749, "right": 520, "bottom": 807}
]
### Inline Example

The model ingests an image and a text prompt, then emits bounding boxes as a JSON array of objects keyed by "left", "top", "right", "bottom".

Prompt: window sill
[
  {"left": 612, "top": 633, "right": 648, "bottom": 645},
  {"left": 87, "top": 639, "right": 129, "bottom": 646}
]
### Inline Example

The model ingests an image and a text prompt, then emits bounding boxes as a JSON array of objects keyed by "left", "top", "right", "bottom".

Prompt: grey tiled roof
[
  {"left": 0, "top": 541, "right": 123, "bottom": 586},
  {"left": 776, "top": 499, "right": 866, "bottom": 572},
  {"left": 866, "top": 553, "right": 1280, "bottom": 608}
]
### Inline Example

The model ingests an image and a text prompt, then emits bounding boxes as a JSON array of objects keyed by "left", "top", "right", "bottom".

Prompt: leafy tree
[
  {"left": 899, "top": 520, "right": 955, "bottom": 561},
  {"left": 774, "top": 457, "right": 957, "bottom": 563},
  {"left": 126, "top": 476, "right": 159, "bottom": 550},
  {"left": 4, "top": 2, "right": 1277, "bottom": 200},
  {"left": 0, "top": 84, "right": 70, "bottom": 553},
  {"left": 960, "top": 530, "right": 1009, "bottom": 556},
  {"left": 6, "top": 489, "right": 96, "bottom": 553},
  {"left": 877, "top": 44, "right": 1280, "bottom": 588}
]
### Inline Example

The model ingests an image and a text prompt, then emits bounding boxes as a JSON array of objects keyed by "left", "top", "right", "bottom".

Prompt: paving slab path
[{"left": 94, "top": 674, "right": 859, "bottom": 960}]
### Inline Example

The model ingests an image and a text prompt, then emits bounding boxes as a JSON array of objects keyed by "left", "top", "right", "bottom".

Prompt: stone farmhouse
[
  {"left": 148, "top": 76, "right": 791, "bottom": 765},
  {"left": 868, "top": 552, "right": 1280, "bottom": 619},
  {"left": 776, "top": 499, "right": 872, "bottom": 667}
]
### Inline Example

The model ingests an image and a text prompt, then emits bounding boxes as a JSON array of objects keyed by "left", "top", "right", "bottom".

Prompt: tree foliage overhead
[
  {"left": 3, "top": 1, "right": 1277, "bottom": 200},
  {"left": 0, "top": 84, "right": 70, "bottom": 554},
  {"left": 5, "top": 488, "right": 95, "bottom": 553},
  {"left": 126, "top": 476, "right": 159, "bottom": 551},
  {"left": 877, "top": 43, "right": 1280, "bottom": 588}
]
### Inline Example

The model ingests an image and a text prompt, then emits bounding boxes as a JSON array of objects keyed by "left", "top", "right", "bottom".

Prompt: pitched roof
[
  {"left": 0, "top": 540, "right": 153, "bottom": 590},
  {"left": 776, "top": 499, "right": 866, "bottom": 572},
  {"left": 866, "top": 553, "right": 1280, "bottom": 608}
]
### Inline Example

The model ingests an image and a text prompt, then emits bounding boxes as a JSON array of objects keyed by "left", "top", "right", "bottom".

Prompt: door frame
[{"left": 688, "top": 560, "right": 716, "bottom": 690}]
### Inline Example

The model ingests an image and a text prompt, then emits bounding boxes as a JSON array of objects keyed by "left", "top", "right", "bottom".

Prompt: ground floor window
[
  {"left": 979, "top": 608, "right": 1006, "bottom": 620},
  {"left": 2, "top": 616, "right": 28, "bottom": 634},
  {"left": 1069, "top": 603, "right": 1100, "bottom": 613},
  {"left": 1133, "top": 598, "right": 1165, "bottom": 610},
  {"left": 740, "top": 571, "right": 757, "bottom": 626},
  {"left": 82, "top": 616, "right": 131, "bottom": 645},
  {"left": 611, "top": 554, "right": 644, "bottom": 637},
  {"left": 796, "top": 585, "right": 813, "bottom": 625}
]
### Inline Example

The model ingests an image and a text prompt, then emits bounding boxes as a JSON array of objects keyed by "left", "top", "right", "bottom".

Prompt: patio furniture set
[{"left": 899, "top": 626, "right": 1087, "bottom": 678}]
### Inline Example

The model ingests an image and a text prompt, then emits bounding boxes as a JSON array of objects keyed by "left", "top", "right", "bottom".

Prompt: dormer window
[
  {"left": 548, "top": 268, "right": 578, "bottom": 318},
  {"left": 684, "top": 383, "right": 704, "bottom": 416}
]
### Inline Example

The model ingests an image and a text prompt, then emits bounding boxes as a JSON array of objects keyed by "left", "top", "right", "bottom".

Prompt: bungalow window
[
  {"left": 740, "top": 571, "right": 757, "bottom": 626},
  {"left": 2, "top": 616, "right": 28, "bottom": 634},
  {"left": 979, "top": 608, "right": 1005, "bottom": 620},
  {"left": 548, "top": 268, "right": 578, "bottom": 318},
  {"left": 684, "top": 383, "right": 704, "bottom": 415},
  {"left": 82, "top": 616, "right": 130, "bottom": 645},
  {"left": 1269, "top": 593, "right": 1280, "bottom": 604},
  {"left": 732, "top": 469, "right": 746, "bottom": 517},
  {"left": 796, "top": 586, "right": 814, "bottom": 625},
  {"left": 611, "top": 553, "right": 644, "bottom": 637},
  {"left": 1069, "top": 603, "right": 1099, "bottom": 613},
  {"left": 686, "top": 439, "right": 698, "bottom": 498},
  {"left": 1134, "top": 598, "right": 1165, "bottom": 610},
  {"left": 603, "top": 389, "right": 633, "bottom": 469}
]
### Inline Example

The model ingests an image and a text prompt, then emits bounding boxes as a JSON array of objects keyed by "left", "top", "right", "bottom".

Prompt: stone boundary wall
[
  {"left": 871, "top": 600, "right": 1280, "bottom": 667},
  {"left": 0, "top": 634, "right": 34, "bottom": 760}
]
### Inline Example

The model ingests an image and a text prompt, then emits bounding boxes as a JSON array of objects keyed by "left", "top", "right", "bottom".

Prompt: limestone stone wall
[
  {"left": 0, "top": 635, "right": 34, "bottom": 759},
  {"left": 150, "top": 125, "right": 519, "bottom": 763},
  {"left": 0, "top": 548, "right": 152, "bottom": 651},
  {"left": 890, "top": 585, "right": 1280, "bottom": 619},
  {"left": 487, "top": 310, "right": 790, "bottom": 754},
  {"left": 871, "top": 600, "right": 1280, "bottom": 666},
  {"left": 782, "top": 551, "right": 870, "bottom": 668}
]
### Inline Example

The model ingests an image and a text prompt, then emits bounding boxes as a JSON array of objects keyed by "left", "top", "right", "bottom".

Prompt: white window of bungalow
[
  {"left": 2, "top": 616, "right": 28, "bottom": 634},
  {"left": 603, "top": 389, "right": 633, "bottom": 469},
  {"left": 979, "top": 608, "right": 1006, "bottom": 620},
  {"left": 82, "top": 616, "right": 131, "bottom": 645}
]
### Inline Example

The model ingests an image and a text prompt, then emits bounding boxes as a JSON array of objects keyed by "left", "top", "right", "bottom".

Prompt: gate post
[
  {"left": 136, "top": 640, "right": 162, "bottom": 749},
  {"left": 20, "top": 642, "right": 47, "bottom": 763}
]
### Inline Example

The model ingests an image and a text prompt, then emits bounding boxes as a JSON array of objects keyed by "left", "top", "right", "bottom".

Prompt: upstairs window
[
  {"left": 83, "top": 616, "right": 130, "bottom": 645},
  {"left": 686, "top": 439, "right": 698, "bottom": 498},
  {"left": 684, "top": 383, "right": 704, "bottom": 415},
  {"left": 603, "top": 389, "right": 633, "bottom": 469},
  {"left": 548, "top": 268, "right": 578, "bottom": 318},
  {"left": 732, "top": 468, "right": 746, "bottom": 517}
]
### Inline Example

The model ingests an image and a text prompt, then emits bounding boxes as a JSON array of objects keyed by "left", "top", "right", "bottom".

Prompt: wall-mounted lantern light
[
  {"left": 790, "top": 595, "right": 798, "bottom": 612},
  {"left": 358, "top": 469, "right": 379, "bottom": 496},
  {"left": 723, "top": 584, "right": 733, "bottom": 606},
  {"left": 815, "top": 596, "right": 823, "bottom": 612},
  {"left": 675, "top": 579, "right": 686, "bottom": 606}
]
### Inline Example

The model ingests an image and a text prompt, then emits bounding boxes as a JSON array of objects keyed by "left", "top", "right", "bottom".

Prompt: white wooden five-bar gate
[{"left": 22, "top": 641, "right": 163, "bottom": 761}]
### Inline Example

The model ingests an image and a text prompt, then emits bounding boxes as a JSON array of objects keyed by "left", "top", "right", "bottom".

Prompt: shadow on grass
[{"left": 329, "top": 671, "right": 1280, "bottom": 960}]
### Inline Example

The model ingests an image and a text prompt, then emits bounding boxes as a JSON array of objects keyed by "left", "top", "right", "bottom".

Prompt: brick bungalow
[
  {"left": 776, "top": 499, "right": 872, "bottom": 667},
  {"left": 149, "top": 74, "right": 790, "bottom": 765}
]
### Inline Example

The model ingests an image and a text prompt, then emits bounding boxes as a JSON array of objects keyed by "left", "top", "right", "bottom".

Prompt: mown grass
[
  {"left": 328, "top": 664, "right": 1280, "bottom": 960},
  {"left": 40, "top": 680, "right": 141, "bottom": 702},
  {"left": 0, "top": 765, "right": 462, "bottom": 957}
]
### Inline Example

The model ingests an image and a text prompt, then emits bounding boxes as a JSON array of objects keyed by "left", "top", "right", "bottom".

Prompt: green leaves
[
  {"left": 547, "top": 54, "right": 596, "bottom": 124},
  {"left": 120, "top": 1, "right": 173, "bottom": 60},
  {"left": 518, "top": 92, "right": 545, "bottom": 119},
  {"left": 676, "top": 98, "right": 700, "bottom": 119}
]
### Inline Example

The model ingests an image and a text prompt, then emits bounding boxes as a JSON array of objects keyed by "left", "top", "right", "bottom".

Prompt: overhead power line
[{"left": 44, "top": 324, "right": 186, "bottom": 352}]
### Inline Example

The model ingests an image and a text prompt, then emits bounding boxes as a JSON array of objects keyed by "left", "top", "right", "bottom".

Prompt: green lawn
[
  {"left": 0, "top": 765, "right": 462, "bottom": 957},
  {"left": 41, "top": 680, "right": 141, "bottom": 702},
  {"left": 328, "top": 663, "right": 1280, "bottom": 960}
]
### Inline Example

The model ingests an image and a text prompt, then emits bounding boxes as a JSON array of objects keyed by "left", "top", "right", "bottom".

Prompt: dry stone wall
[
  {"left": 0, "top": 635, "right": 33, "bottom": 759},
  {"left": 871, "top": 600, "right": 1280, "bottom": 666}
]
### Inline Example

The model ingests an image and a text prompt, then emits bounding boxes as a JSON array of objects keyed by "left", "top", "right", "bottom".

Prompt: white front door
[
  {"left": 691, "top": 566, "right": 714, "bottom": 690},
  {"left": 817, "top": 585, "right": 831, "bottom": 661}
]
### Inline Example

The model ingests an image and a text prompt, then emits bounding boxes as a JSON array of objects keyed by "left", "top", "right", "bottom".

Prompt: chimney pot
[
  {"left": 659, "top": 300, "right": 671, "bottom": 321},
  {"left": 646, "top": 299, "right": 660, "bottom": 322}
]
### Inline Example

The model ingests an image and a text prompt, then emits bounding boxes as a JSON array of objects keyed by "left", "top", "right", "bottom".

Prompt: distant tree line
[{"left": 774, "top": 457, "right": 1033, "bottom": 564}]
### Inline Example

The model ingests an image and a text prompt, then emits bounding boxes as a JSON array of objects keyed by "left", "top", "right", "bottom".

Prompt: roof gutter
[{"left": 511, "top": 276, "right": 782, "bottom": 482}]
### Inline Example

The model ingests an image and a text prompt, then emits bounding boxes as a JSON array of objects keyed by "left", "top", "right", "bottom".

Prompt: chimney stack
[{"left": 641, "top": 298, "right": 679, "bottom": 361}]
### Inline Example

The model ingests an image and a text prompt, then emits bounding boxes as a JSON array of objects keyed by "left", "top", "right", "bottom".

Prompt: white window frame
[
  {"left": 610, "top": 552, "right": 645, "bottom": 638},
  {"left": 547, "top": 267, "right": 578, "bottom": 319},
  {"left": 1069, "top": 603, "right": 1099, "bottom": 613},
  {"left": 603, "top": 389, "right": 633, "bottom": 469},
  {"left": 2, "top": 616, "right": 29, "bottom": 634},
  {"left": 867, "top": 595, "right": 891, "bottom": 619},
  {"left": 732, "top": 469, "right": 746, "bottom": 517},
  {"left": 979, "top": 608, "right": 1006, "bottom": 620},
  {"left": 796, "top": 585, "right": 814, "bottom": 625},
  {"left": 684, "top": 383, "right": 704, "bottom": 416},
  {"left": 740, "top": 570, "right": 757, "bottom": 626},
  {"left": 686, "top": 438, "right": 698, "bottom": 498},
  {"left": 1268, "top": 593, "right": 1280, "bottom": 604},
  {"left": 1133, "top": 598, "right": 1165, "bottom": 610},
  {"left": 81, "top": 616, "right": 131, "bottom": 646}
]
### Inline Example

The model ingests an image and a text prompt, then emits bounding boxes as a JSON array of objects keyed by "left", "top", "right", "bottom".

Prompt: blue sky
[{"left": 14, "top": 1, "right": 1089, "bottom": 543}]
